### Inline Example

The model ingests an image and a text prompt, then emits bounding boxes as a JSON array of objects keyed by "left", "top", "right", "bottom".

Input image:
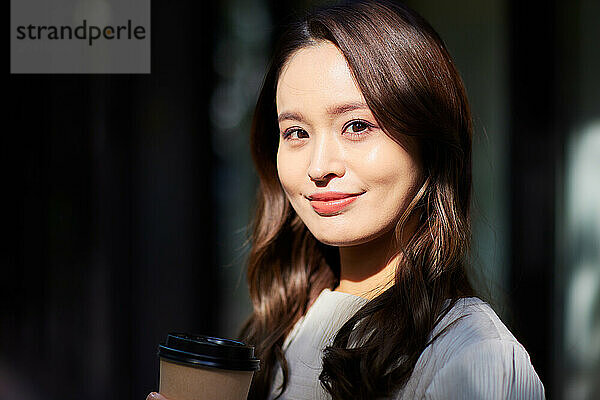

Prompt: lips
[{"left": 307, "top": 192, "right": 363, "bottom": 215}]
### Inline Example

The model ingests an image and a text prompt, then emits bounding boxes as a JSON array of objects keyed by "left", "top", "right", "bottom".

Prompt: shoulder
[
  {"left": 396, "top": 298, "right": 545, "bottom": 400},
  {"left": 433, "top": 297, "right": 516, "bottom": 344},
  {"left": 421, "top": 338, "right": 545, "bottom": 399}
]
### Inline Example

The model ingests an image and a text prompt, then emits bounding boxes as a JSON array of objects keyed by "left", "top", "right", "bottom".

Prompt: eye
[
  {"left": 282, "top": 127, "right": 309, "bottom": 140},
  {"left": 343, "top": 120, "right": 373, "bottom": 138}
]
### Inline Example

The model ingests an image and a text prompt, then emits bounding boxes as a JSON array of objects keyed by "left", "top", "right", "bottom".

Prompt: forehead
[{"left": 276, "top": 41, "right": 366, "bottom": 112}]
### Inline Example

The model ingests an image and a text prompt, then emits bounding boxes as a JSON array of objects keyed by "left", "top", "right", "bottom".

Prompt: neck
[{"left": 335, "top": 229, "right": 400, "bottom": 300}]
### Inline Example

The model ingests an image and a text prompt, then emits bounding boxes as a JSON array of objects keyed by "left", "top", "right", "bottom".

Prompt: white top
[{"left": 268, "top": 289, "right": 545, "bottom": 399}]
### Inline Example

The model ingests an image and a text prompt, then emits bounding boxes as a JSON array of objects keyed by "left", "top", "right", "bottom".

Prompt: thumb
[{"left": 147, "top": 392, "right": 169, "bottom": 400}]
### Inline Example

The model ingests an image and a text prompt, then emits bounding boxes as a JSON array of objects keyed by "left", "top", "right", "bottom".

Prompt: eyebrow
[
  {"left": 277, "top": 101, "right": 369, "bottom": 124},
  {"left": 327, "top": 101, "right": 369, "bottom": 116},
  {"left": 277, "top": 111, "right": 306, "bottom": 124}
]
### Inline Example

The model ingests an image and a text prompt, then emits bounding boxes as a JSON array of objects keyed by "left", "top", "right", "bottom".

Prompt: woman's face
[{"left": 276, "top": 41, "right": 421, "bottom": 246}]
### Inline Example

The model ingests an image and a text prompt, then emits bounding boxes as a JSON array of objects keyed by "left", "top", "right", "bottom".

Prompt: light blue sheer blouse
[{"left": 268, "top": 289, "right": 545, "bottom": 399}]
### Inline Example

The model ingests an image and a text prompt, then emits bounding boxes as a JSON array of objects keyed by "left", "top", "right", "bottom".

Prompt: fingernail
[{"left": 147, "top": 392, "right": 159, "bottom": 400}]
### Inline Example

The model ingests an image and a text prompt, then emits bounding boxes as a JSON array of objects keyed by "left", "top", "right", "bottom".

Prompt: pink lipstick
[{"left": 307, "top": 192, "right": 363, "bottom": 215}]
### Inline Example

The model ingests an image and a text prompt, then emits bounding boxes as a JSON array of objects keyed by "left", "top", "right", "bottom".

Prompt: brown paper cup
[
  {"left": 157, "top": 334, "right": 259, "bottom": 400},
  {"left": 159, "top": 359, "right": 254, "bottom": 400}
]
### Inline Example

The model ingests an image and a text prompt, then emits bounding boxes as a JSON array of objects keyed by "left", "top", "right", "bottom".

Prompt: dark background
[{"left": 4, "top": 0, "right": 599, "bottom": 399}]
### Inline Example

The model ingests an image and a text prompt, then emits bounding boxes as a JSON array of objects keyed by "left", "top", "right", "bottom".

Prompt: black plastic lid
[{"left": 157, "top": 333, "right": 260, "bottom": 371}]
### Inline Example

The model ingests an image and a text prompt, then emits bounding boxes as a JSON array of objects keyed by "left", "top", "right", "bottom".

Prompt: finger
[{"left": 146, "top": 392, "right": 168, "bottom": 400}]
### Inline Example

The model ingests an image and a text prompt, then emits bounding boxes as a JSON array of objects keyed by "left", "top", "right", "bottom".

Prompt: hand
[{"left": 147, "top": 392, "right": 169, "bottom": 400}]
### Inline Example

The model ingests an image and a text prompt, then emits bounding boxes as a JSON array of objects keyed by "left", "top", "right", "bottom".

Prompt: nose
[{"left": 307, "top": 134, "right": 345, "bottom": 185}]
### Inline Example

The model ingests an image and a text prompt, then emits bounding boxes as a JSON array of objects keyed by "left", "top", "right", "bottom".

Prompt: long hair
[{"left": 239, "top": 1, "right": 475, "bottom": 398}]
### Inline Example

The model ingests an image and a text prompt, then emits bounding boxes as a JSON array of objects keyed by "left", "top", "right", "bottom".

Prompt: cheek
[
  {"left": 354, "top": 143, "right": 420, "bottom": 190},
  {"left": 276, "top": 147, "right": 302, "bottom": 195}
]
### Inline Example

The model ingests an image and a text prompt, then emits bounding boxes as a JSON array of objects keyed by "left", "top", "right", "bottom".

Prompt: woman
[{"left": 148, "top": 1, "right": 544, "bottom": 399}]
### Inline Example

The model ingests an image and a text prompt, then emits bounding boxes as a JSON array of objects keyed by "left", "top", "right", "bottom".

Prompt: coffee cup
[{"left": 157, "top": 333, "right": 260, "bottom": 400}]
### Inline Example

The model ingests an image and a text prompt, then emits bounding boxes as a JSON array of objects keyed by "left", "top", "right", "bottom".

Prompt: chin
[
  {"left": 304, "top": 223, "right": 375, "bottom": 247},
  {"left": 300, "top": 210, "right": 400, "bottom": 248}
]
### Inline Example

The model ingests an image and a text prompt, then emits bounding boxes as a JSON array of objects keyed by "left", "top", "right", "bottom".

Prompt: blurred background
[{"left": 3, "top": 0, "right": 599, "bottom": 399}]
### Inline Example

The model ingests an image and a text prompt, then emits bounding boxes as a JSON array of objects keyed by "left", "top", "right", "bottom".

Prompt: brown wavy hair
[{"left": 239, "top": 1, "right": 475, "bottom": 398}]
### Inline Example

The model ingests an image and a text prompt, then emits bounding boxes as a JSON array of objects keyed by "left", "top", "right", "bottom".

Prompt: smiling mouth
[{"left": 307, "top": 192, "right": 363, "bottom": 216}]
